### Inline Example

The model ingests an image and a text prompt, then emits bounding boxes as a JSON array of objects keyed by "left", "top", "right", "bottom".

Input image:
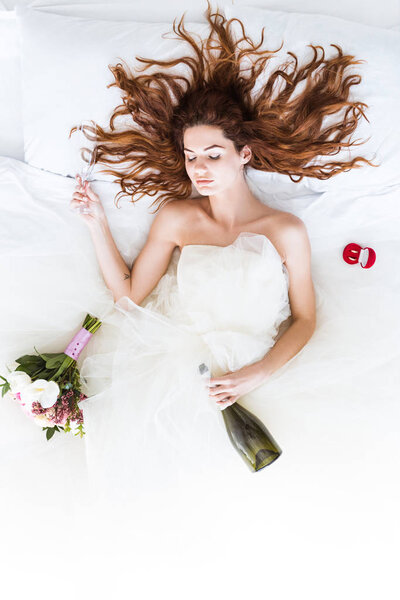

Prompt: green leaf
[
  {"left": 74, "top": 423, "right": 85, "bottom": 438},
  {"left": 46, "top": 427, "right": 56, "bottom": 441},
  {"left": 51, "top": 361, "right": 73, "bottom": 381},
  {"left": 34, "top": 346, "right": 49, "bottom": 362},
  {"left": 15, "top": 355, "right": 43, "bottom": 367},
  {"left": 41, "top": 353, "right": 62, "bottom": 360},
  {"left": 21, "top": 365, "right": 46, "bottom": 379},
  {"left": 1, "top": 383, "right": 11, "bottom": 397},
  {"left": 0, "top": 375, "right": 11, "bottom": 398},
  {"left": 44, "top": 355, "right": 65, "bottom": 369}
]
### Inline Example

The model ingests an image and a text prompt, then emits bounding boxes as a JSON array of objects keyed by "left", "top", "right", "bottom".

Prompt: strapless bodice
[
  {"left": 138, "top": 232, "right": 291, "bottom": 374},
  {"left": 176, "top": 232, "right": 290, "bottom": 338}
]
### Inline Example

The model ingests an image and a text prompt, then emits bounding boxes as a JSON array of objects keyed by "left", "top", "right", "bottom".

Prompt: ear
[{"left": 240, "top": 144, "right": 252, "bottom": 166}]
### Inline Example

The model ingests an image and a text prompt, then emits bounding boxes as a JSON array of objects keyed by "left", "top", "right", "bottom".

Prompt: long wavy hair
[{"left": 69, "top": 1, "right": 377, "bottom": 213}]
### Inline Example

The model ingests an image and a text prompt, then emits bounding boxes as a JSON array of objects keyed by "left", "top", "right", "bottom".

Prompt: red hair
[{"left": 69, "top": 1, "right": 377, "bottom": 213}]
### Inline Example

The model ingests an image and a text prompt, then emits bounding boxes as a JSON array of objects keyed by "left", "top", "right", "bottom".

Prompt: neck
[{"left": 206, "top": 171, "right": 263, "bottom": 229}]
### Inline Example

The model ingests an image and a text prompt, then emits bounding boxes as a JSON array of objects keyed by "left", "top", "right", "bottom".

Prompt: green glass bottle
[{"left": 199, "top": 363, "right": 282, "bottom": 472}]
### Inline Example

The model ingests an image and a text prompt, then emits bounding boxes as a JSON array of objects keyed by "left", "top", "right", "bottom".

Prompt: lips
[{"left": 196, "top": 179, "right": 213, "bottom": 185}]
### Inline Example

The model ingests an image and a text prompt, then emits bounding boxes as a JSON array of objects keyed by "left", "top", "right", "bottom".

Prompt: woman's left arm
[
  {"left": 258, "top": 215, "right": 316, "bottom": 378},
  {"left": 208, "top": 217, "right": 316, "bottom": 408}
]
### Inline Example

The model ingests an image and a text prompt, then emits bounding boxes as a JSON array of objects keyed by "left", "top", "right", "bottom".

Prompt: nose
[{"left": 193, "top": 160, "right": 210, "bottom": 177}]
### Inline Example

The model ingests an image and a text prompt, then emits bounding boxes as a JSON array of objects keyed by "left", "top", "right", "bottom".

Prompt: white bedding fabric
[
  {"left": 233, "top": 0, "right": 400, "bottom": 29},
  {"left": 0, "top": 12, "right": 23, "bottom": 160},
  {"left": 12, "top": 4, "right": 400, "bottom": 191},
  {"left": 2, "top": 3, "right": 400, "bottom": 596},
  {"left": 1, "top": 155, "right": 400, "bottom": 597}
]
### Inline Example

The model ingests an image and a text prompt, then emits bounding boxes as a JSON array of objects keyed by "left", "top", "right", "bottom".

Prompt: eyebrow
[{"left": 183, "top": 144, "right": 225, "bottom": 152}]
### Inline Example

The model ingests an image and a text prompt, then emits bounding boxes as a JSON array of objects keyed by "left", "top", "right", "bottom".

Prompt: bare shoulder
[
  {"left": 156, "top": 198, "right": 193, "bottom": 220},
  {"left": 262, "top": 209, "right": 309, "bottom": 264},
  {"left": 271, "top": 209, "right": 307, "bottom": 238},
  {"left": 273, "top": 211, "right": 311, "bottom": 259},
  {"left": 150, "top": 199, "right": 192, "bottom": 246},
  {"left": 271, "top": 208, "right": 304, "bottom": 228}
]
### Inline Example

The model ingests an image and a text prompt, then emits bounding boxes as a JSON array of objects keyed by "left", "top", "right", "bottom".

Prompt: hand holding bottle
[{"left": 198, "top": 363, "right": 282, "bottom": 471}]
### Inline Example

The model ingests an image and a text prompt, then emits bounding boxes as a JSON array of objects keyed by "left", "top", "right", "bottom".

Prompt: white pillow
[
  {"left": 1, "top": 1, "right": 212, "bottom": 162},
  {"left": 16, "top": 1, "right": 215, "bottom": 23},
  {"left": 224, "top": 4, "right": 400, "bottom": 192},
  {"left": 0, "top": 11, "right": 23, "bottom": 160},
  {"left": 16, "top": 6, "right": 209, "bottom": 181},
  {"left": 231, "top": 0, "right": 400, "bottom": 30}
]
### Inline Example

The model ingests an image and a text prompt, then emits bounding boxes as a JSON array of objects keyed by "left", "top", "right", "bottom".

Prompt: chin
[{"left": 189, "top": 183, "right": 202, "bottom": 198}]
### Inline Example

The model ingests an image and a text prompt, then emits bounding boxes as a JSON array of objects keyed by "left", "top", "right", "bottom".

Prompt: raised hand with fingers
[{"left": 70, "top": 175, "right": 106, "bottom": 229}]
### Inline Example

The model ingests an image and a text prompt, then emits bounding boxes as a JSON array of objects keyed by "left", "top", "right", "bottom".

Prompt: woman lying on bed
[{"left": 69, "top": 1, "right": 375, "bottom": 501}]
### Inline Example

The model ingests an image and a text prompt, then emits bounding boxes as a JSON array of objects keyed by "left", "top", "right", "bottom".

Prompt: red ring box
[{"left": 343, "top": 243, "right": 376, "bottom": 268}]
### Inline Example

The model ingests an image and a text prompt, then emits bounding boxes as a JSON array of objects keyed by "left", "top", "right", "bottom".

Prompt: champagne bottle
[{"left": 199, "top": 363, "right": 282, "bottom": 472}]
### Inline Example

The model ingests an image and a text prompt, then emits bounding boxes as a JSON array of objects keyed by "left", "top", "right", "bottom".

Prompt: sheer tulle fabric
[
  {"left": 80, "top": 233, "right": 292, "bottom": 502},
  {"left": 79, "top": 228, "right": 400, "bottom": 504}
]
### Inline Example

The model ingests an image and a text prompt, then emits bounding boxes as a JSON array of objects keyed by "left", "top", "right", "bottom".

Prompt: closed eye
[{"left": 187, "top": 155, "right": 221, "bottom": 162}]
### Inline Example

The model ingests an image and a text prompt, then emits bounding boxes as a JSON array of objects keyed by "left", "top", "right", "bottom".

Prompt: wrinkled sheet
[{"left": 1, "top": 155, "right": 400, "bottom": 599}]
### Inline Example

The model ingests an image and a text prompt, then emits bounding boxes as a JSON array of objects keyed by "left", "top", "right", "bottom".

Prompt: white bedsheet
[{"left": 1, "top": 155, "right": 400, "bottom": 598}]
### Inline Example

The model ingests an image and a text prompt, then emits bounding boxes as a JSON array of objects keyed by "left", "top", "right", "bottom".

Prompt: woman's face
[{"left": 183, "top": 125, "right": 251, "bottom": 195}]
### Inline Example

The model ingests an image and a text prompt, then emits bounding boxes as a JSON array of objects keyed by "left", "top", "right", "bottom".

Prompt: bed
[{"left": 1, "top": 1, "right": 400, "bottom": 598}]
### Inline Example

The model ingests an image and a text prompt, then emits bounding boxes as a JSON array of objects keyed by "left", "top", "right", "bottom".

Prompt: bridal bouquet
[{"left": 0, "top": 313, "right": 102, "bottom": 440}]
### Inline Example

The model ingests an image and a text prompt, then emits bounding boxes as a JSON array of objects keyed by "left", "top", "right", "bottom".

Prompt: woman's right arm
[
  {"left": 87, "top": 200, "right": 182, "bottom": 305},
  {"left": 125, "top": 201, "right": 182, "bottom": 305},
  {"left": 72, "top": 177, "right": 184, "bottom": 304}
]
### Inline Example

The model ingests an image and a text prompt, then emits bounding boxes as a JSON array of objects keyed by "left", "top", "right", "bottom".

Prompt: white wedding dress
[
  {"left": 80, "top": 232, "right": 292, "bottom": 504},
  {"left": 1, "top": 177, "right": 399, "bottom": 514},
  {"left": 2, "top": 161, "right": 400, "bottom": 591}
]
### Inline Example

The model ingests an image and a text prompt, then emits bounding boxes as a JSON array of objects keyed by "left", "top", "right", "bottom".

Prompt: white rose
[
  {"left": 8, "top": 371, "right": 32, "bottom": 393},
  {"left": 21, "top": 379, "right": 60, "bottom": 409}
]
